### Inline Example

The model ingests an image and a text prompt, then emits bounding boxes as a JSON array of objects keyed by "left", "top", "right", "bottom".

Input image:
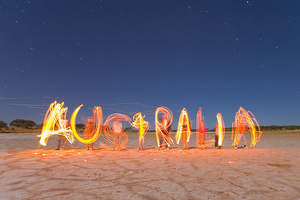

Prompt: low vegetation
[{"left": 0, "top": 119, "right": 299, "bottom": 133}]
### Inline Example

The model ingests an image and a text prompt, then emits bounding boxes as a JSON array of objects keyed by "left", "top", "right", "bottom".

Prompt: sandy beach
[{"left": 0, "top": 131, "right": 299, "bottom": 199}]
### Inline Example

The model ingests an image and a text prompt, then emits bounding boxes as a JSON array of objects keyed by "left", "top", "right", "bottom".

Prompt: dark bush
[
  {"left": 0, "top": 121, "right": 7, "bottom": 128},
  {"left": 9, "top": 119, "right": 36, "bottom": 129},
  {"left": 76, "top": 124, "right": 86, "bottom": 129}
]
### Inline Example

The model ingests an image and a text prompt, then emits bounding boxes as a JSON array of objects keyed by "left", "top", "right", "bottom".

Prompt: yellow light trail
[
  {"left": 216, "top": 113, "right": 225, "bottom": 147},
  {"left": 232, "top": 107, "right": 262, "bottom": 148},
  {"left": 38, "top": 101, "right": 74, "bottom": 146},
  {"left": 100, "top": 113, "right": 131, "bottom": 149},
  {"left": 70, "top": 105, "right": 103, "bottom": 144},
  {"left": 175, "top": 108, "right": 191, "bottom": 144},
  {"left": 155, "top": 106, "right": 173, "bottom": 147},
  {"left": 131, "top": 112, "right": 149, "bottom": 141}
]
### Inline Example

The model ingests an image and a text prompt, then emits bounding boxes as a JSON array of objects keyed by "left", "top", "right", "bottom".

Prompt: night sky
[{"left": 0, "top": 0, "right": 299, "bottom": 129}]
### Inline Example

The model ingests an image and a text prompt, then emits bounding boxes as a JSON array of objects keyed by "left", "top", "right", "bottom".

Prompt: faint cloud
[
  {"left": 101, "top": 102, "right": 156, "bottom": 108},
  {"left": 0, "top": 97, "right": 34, "bottom": 100},
  {"left": 42, "top": 96, "right": 64, "bottom": 100},
  {"left": 9, "top": 104, "right": 48, "bottom": 109}
]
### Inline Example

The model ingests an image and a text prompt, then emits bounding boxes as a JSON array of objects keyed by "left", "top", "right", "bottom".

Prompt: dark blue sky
[{"left": 0, "top": 0, "right": 299, "bottom": 129}]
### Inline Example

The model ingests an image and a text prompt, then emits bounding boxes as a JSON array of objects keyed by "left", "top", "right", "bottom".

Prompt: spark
[
  {"left": 100, "top": 113, "right": 131, "bottom": 150},
  {"left": 216, "top": 113, "right": 225, "bottom": 147},
  {"left": 175, "top": 108, "right": 191, "bottom": 145},
  {"left": 196, "top": 107, "right": 214, "bottom": 148},
  {"left": 232, "top": 107, "right": 262, "bottom": 148},
  {"left": 70, "top": 105, "right": 103, "bottom": 144},
  {"left": 131, "top": 112, "right": 149, "bottom": 141},
  {"left": 38, "top": 101, "right": 74, "bottom": 146},
  {"left": 155, "top": 106, "right": 174, "bottom": 147}
]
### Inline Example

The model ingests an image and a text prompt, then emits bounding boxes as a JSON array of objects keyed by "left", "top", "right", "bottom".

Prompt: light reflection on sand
[{"left": 0, "top": 131, "right": 299, "bottom": 199}]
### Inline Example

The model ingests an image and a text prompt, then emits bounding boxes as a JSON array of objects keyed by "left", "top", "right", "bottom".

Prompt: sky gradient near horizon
[{"left": 0, "top": 0, "right": 299, "bottom": 129}]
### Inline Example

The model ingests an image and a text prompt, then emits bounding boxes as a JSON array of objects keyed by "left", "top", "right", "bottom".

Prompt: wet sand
[{"left": 0, "top": 131, "right": 299, "bottom": 199}]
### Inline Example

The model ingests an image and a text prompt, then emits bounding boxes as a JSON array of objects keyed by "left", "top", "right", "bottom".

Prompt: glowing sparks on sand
[
  {"left": 155, "top": 106, "right": 173, "bottom": 148},
  {"left": 70, "top": 105, "right": 103, "bottom": 144},
  {"left": 100, "top": 113, "right": 131, "bottom": 150},
  {"left": 131, "top": 112, "right": 149, "bottom": 141},
  {"left": 175, "top": 108, "right": 191, "bottom": 145},
  {"left": 232, "top": 107, "right": 262, "bottom": 148},
  {"left": 216, "top": 113, "right": 225, "bottom": 147},
  {"left": 38, "top": 101, "right": 74, "bottom": 146}
]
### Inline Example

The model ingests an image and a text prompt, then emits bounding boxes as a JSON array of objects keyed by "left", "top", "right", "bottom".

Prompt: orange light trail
[
  {"left": 155, "top": 106, "right": 173, "bottom": 147},
  {"left": 100, "top": 113, "right": 131, "bottom": 149},
  {"left": 196, "top": 107, "right": 214, "bottom": 148},
  {"left": 216, "top": 113, "right": 225, "bottom": 147},
  {"left": 197, "top": 108, "right": 203, "bottom": 147},
  {"left": 196, "top": 107, "right": 204, "bottom": 127},
  {"left": 175, "top": 108, "right": 191, "bottom": 144},
  {"left": 38, "top": 101, "right": 74, "bottom": 146},
  {"left": 131, "top": 112, "right": 149, "bottom": 141},
  {"left": 232, "top": 107, "right": 262, "bottom": 148},
  {"left": 70, "top": 105, "right": 103, "bottom": 144}
]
